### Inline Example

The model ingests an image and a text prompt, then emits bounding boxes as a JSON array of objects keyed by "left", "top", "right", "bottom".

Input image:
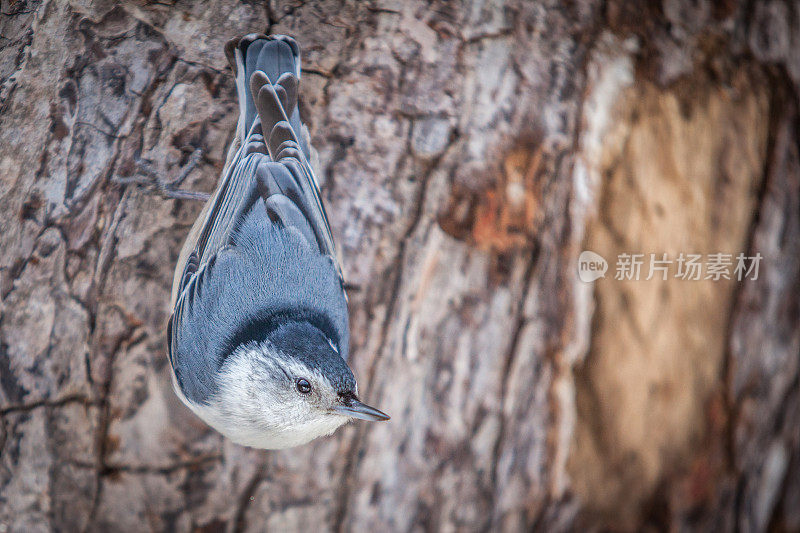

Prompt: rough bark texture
[{"left": 1, "top": 0, "right": 799, "bottom": 531}]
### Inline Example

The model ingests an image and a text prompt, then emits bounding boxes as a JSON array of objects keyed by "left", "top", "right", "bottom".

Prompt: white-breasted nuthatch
[{"left": 167, "top": 34, "right": 389, "bottom": 450}]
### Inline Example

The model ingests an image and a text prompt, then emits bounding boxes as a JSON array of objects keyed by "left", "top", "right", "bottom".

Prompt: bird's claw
[{"left": 114, "top": 148, "right": 210, "bottom": 201}]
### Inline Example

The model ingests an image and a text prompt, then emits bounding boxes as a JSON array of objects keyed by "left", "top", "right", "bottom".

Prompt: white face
[{"left": 188, "top": 343, "right": 354, "bottom": 449}]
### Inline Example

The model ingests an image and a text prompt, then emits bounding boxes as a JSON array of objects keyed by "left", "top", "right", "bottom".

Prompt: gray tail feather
[{"left": 226, "top": 34, "right": 306, "bottom": 155}]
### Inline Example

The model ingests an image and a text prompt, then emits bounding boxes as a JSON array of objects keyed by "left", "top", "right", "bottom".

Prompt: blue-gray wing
[{"left": 185, "top": 35, "right": 341, "bottom": 280}]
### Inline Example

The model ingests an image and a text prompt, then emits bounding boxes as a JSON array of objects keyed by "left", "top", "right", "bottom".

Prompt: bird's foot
[
  {"left": 342, "top": 282, "right": 362, "bottom": 293},
  {"left": 114, "top": 148, "right": 211, "bottom": 201}
]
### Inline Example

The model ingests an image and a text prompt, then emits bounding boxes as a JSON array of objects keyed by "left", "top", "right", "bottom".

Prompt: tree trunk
[{"left": 1, "top": 0, "right": 798, "bottom": 531}]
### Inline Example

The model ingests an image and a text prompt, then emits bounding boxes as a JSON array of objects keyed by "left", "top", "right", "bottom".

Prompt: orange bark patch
[{"left": 439, "top": 146, "right": 543, "bottom": 252}]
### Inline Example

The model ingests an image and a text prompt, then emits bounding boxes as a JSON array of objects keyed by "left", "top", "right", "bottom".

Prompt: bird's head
[{"left": 204, "top": 319, "right": 388, "bottom": 449}]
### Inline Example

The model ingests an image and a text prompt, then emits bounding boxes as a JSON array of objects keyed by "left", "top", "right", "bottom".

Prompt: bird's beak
[{"left": 334, "top": 395, "right": 390, "bottom": 421}]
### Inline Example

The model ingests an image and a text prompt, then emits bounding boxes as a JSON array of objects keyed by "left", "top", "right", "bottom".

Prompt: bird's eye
[{"left": 296, "top": 378, "right": 312, "bottom": 394}]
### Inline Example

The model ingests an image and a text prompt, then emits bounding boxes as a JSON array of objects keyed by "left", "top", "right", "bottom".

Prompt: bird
[{"left": 166, "top": 34, "right": 389, "bottom": 450}]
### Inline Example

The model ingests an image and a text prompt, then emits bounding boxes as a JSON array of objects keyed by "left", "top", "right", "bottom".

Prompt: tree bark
[{"left": 1, "top": 0, "right": 798, "bottom": 531}]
